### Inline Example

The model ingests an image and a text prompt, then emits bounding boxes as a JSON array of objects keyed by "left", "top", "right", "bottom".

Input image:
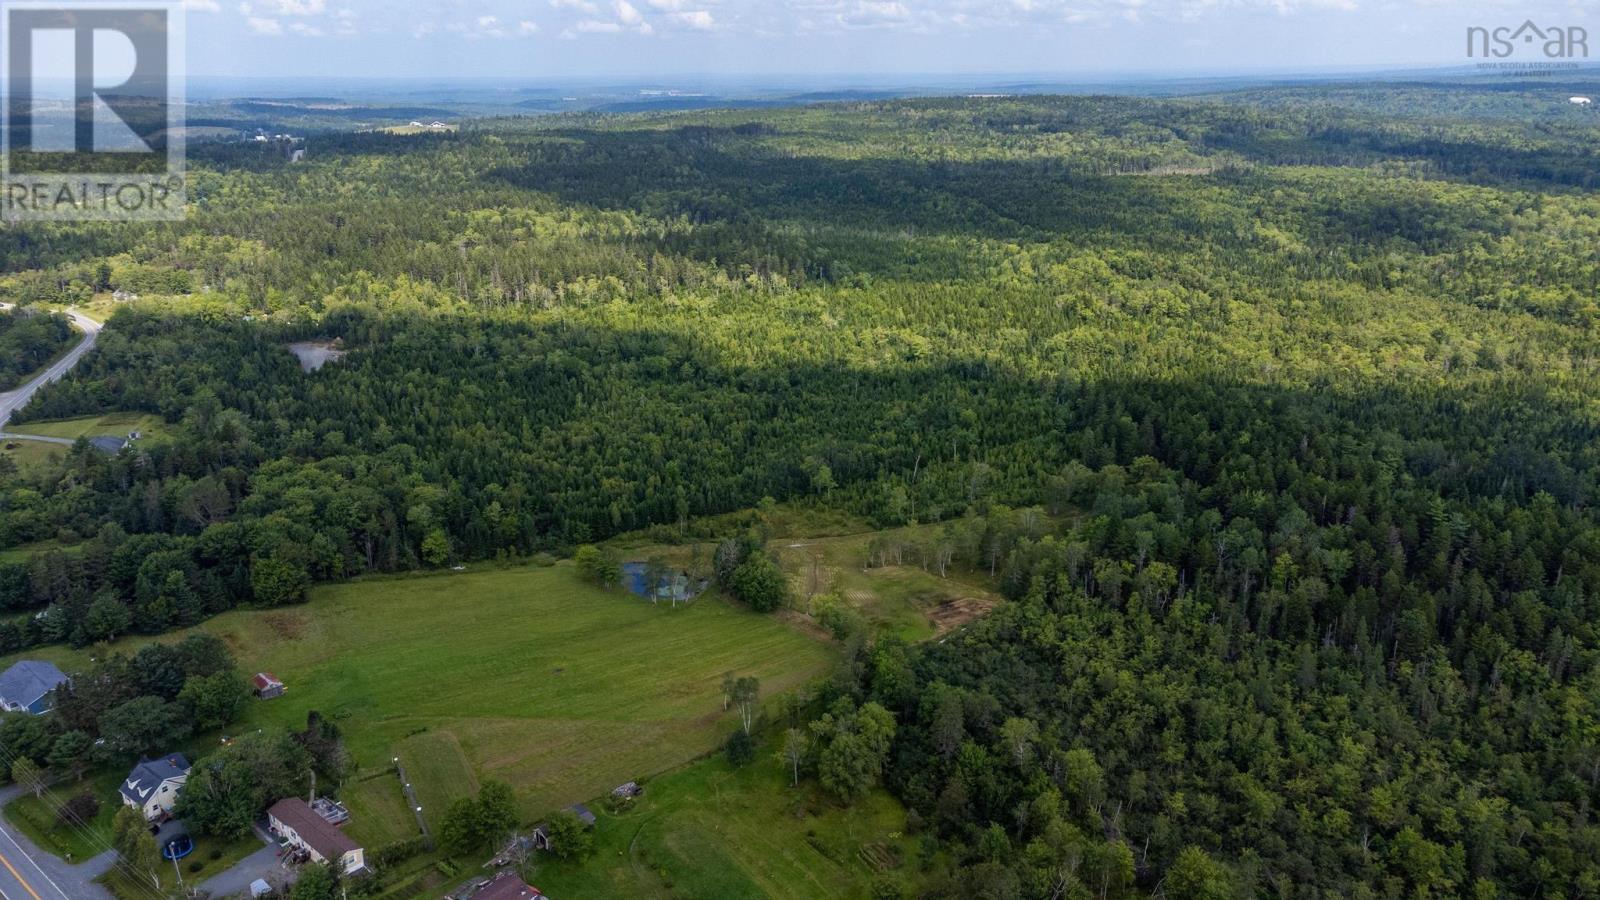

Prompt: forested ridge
[{"left": 0, "top": 88, "right": 1598, "bottom": 896}]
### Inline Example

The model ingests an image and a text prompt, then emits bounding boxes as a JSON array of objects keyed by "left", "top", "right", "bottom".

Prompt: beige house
[
  {"left": 120, "top": 755, "right": 191, "bottom": 821},
  {"left": 268, "top": 798, "right": 366, "bottom": 874}
]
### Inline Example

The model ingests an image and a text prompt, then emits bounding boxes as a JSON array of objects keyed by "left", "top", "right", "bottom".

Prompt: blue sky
[{"left": 179, "top": 0, "right": 1597, "bottom": 78}]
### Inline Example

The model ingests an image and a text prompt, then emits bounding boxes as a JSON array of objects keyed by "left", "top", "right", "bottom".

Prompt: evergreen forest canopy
[{"left": 0, "top": 83, "right": 1598, "bottom": 897}]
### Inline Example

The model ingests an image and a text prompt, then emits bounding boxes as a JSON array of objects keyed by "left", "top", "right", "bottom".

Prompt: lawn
[
  {"left": 527, "top": 750, "right": 927, "bottom": 899},
  {"left": 4, "top": 771, "right": 121, "bottom": 864},
  {"left": 5, "top": 412, "right": 168, "bottom": 441},
  {"left": 1, "top": 412, "right": 171, "bottom": 476},
  {"left": 98, "top": 832, "right": 262, "bottom": 899},
  {"left": 0, "top": 438, "right": 68, "bottom": 473},
  {"left": 343, "top": 770, "right": 420, "bottom": 848},
  {"left": 8, "top": 562, "right": 836, "bottom": 830}
]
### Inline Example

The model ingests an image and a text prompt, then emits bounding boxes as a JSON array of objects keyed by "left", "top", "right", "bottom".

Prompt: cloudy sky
[{"left": 179, "top": 0, "right": 1595, "bottom": 78}]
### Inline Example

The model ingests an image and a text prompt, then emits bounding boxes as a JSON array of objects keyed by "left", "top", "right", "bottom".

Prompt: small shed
[
  {"left": 253, "top": 672, "right": 285, "bottom": 699},
  {"left": 532, "top": 803, "right": 597, "bottom": 851},
  {"left": 612, "top": 781, "right": 641, "bottom": 799}
]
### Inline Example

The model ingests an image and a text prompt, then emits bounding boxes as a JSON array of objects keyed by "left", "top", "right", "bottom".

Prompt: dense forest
[
  {"left": 0, "top": 85, "right": 1597, "bottom": 896},
  {"left": 0, "top": 309, "right": 76, "bottom": 390}
]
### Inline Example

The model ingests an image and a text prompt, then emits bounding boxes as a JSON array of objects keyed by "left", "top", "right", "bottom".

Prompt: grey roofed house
[
  {"left": 569, "top": 803, "right": 597, "bottom": 826},
  {"left": 121, "top": 754, "right": 192, "bottom": 816},
  {"left": 0, "top": 660, "right": 68, "bottom": 714},
  {"left": 89, "top": 436, "right": 129, "bottom": 455}
]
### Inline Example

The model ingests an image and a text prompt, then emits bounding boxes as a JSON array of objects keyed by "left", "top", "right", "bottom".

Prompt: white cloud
[
  {"left": 616, "top": 0, "right": 643, "bottom": 24},
  {"left": 518, "top": 19, "right": 541, "bottom": 33},
  {"left": 245, "top": 15, "right": 282, "bottom": 34},
  {"left": 551, "top": 0, "right": 600, "bottom": 12},
  {"left": 185, "top": 0, "right": 222, "bottom": 12},
  {"left": 672, "top": 9, "right": 714, "bottom": 28},
  {"left": 268, "top": 0, "right": 325, "bottom": 15}
]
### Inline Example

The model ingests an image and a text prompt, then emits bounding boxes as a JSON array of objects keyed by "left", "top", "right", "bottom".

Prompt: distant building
[
  {"left": 120, "top": 754, "right": 191, "bottom": 821},
  {"left": 532, "top": 803, "right": 596, "bottom": 850},
  {"left": 268, "top": 798, "right": 366, "bottom": 874},
  {"left": 429, "top": 121, "right": 448, "bottom": 129},
  {"left": 0, "top": 660, "right": 68, "bottom": 715},
  {"left": 253, "top": 672, "right": 286, "bottom": 699},
  {"left": 89, "top": 436, "right": 129, "bottom": 455},
  {"left": 408, "top": 121, "right": 423, "bottom": 127},
  {"left": 1571, "top": 96, "right": 1592, "bottom": 106},
  {"left": 612, "top": 781, "right": 641, "bottom": 799}
]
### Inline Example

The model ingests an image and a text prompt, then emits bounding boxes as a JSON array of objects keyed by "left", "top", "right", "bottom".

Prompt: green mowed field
[
  {"left": 7, "top": 563, "right": 835, "bottom": 825},
  {"left": 6, "top": 412, "right": 167, "bottom": 441},
  {"left": 529, "top": 753, "right": 921, "bottom": 900},
  {"left": 2, "top": 412, "right": 170, "bottom": 474}
]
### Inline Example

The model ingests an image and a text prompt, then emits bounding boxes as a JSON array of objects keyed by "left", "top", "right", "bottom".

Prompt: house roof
[
  {"left": 475, "top": 872, "right": 543, "bottom": 900},
  {"left": 269, "top": 798, "right": 360, "bottom": 859},
  {"left": 0, "top": 661, "right": 68, "bottom": 708},
  {"left": 121, "top": 754, "right": 191, "bottom": 805},
  {"left": 253, "top": 672, "right": 283, "bottom": 690},
  {"left": 569, "top": 803, "right": 596, "bottom": 826},
  {"left": 88, "top": 436, "right": 128, "bottom": 455}
]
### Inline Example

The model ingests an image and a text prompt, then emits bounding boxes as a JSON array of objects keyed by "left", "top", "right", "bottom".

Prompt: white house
[
  {"left": 269, "top": 798, "right": 366, "bottom": 874},
  {"left": 120, "top": 754, "right": 191, "bottom": 821},
  {"left": 1570, "top": 96, "right": 1592, "bottom": 106}
]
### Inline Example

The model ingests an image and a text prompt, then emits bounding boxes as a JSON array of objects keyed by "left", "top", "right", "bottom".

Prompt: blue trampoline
[{"left": 155, "top": 820, "right": 193, "bottom": 860}]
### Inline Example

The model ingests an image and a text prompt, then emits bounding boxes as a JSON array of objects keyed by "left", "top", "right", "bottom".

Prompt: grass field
[
  {"left": 0, "top": 439, "right": 68, "bottom": 472},
  {"left": 1, "top": 412, "right": 171, "bottom": 475},
  {"left": 5, "top": 562, "right": 836, "bottom": 827},
  {"left": 4, "top": 771, "right": 121, "bottom": 863},
  {"left": 6, "top": 412, "right": 167, "bottom": 441},
  {"left": 527, "top": 751, "right": 923, "bottom": 899},
  {"left": 98, "top": 832, "right": 262, "bottom": 898}
]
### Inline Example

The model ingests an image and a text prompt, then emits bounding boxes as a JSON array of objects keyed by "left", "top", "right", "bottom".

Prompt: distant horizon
[{"left": 171, "top": 1, "right": 1594, "bottom": 81}]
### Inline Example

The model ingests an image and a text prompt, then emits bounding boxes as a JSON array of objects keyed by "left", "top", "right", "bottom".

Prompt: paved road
[
  {"left": 0, "top": 785, "right": 116, "bottom": 900},
  {"left": 0, "top": 306, "right": 102, "bottom": 433}
]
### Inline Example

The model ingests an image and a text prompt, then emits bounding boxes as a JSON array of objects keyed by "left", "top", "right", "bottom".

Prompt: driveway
[
  {"left": 0, "top": 784, "right": 116, "bottom": 900},
  {"left": 0, "top": 306, "right": 103, "bottom": 433},
  {"left": 197, "top": 827, "right": 287, "bottom": 899}
]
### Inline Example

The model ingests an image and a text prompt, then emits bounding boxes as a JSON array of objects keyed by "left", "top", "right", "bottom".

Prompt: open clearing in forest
[{"left": 6, "top": 562, "right": 835, "bottom": 824}]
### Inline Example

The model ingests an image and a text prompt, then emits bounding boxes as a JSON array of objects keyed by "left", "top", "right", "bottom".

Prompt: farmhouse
[
  {"left": 120, "top": 754, "right": 191, "bottom": 821},
  {"left": 268, "top": 798, "right": 366, "bottom": 874},
  {"left": 1571, "top": 96, "right": 1592, "bottom": 105},
  {"left": 253, "top": 672, "right": 286, "bottom": 699},
  {"left": 0, "top": 660, "right": 68, "bottom": 715}
]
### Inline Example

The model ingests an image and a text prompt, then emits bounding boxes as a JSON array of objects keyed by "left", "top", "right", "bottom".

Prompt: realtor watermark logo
[
  {"left": 1, "top": 0, "right": 186, "bottom": 222},
  {"left": 1467, "top": 20, "right": 1588, "bottom": 72}
]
